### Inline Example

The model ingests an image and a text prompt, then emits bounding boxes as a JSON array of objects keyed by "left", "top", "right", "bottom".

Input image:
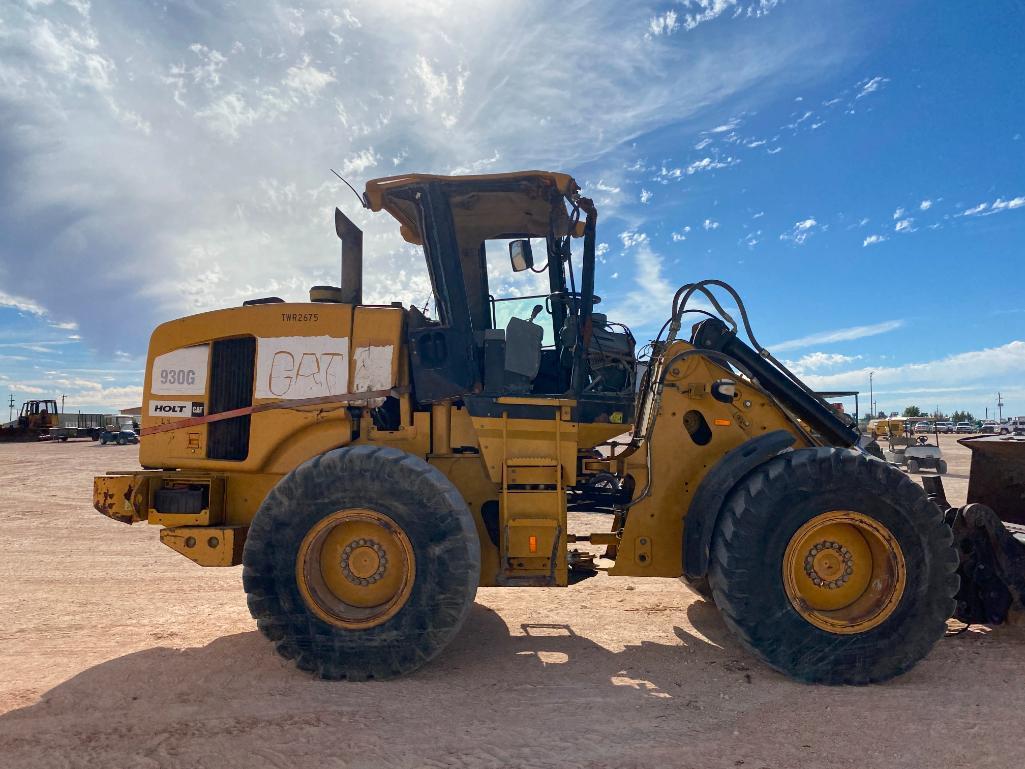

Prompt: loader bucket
[{"left": 959, "top": 435, "right": 1025, "bottom": 524}]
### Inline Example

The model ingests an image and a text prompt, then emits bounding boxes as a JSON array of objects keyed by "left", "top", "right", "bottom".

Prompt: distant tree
[
  {"left": 902, "top": 405, "right": 923, "bottom": 417},
  {"left": 951, "top": 410, "right": 975, "bottom": 423}
]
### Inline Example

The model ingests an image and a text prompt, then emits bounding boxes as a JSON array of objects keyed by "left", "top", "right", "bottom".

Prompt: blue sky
[{"left": 0, "top": 0, "right": 1023, "bottom": 419}]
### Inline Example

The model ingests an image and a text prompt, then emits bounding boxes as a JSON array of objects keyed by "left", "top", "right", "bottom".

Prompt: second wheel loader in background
[{"left": 93, "top": 170, "right": 1019, "bottom": 685}]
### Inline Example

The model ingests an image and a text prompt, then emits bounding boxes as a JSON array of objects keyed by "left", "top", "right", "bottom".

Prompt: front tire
[
  {"left": 906, "top": 458, "right": 920, "bottom": 474},
  {"left": 708, "top": 447, "right": 957, "bottom": 685},
  {"left": 242, "top": 445, "right": 480, "bottom": 680}
]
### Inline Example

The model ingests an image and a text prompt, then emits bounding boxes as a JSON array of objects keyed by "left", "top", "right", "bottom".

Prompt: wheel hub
[
  {"left": 803, "top": 541, "right": 854, "bottom": 589},
  {"left": 341, "top": 539, "right": 388, "bottom": 584},
  {"left": 295, "top": 508, "right": 416, "bottom": 630},
  {"left": 783, "top": 511, "right": 906, "bottom": 634}
]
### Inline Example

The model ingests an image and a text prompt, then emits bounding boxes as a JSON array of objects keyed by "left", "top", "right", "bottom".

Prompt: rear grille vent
[{"left": 207, "top": 336, "right": 255, "bottom": 461}]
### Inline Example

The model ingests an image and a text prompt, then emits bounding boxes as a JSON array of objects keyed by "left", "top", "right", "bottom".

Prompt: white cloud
[
  {"left": 863, "top": 234, "right": 886, "bottom": 247},
  {"left": 894, "top": 218, "right": 914, "bottom": 233},
  {"left": 989, "top": 196, "right": 1025, "bottom": 213},
  {"left": 0, "top": 290, "right": 47, "bottom": 315},
  {"left": 779, "top": 217, "right": 818, "bottom": 245},
  {"left": 195, "top": 93, "right": 261, "bottom": 140},
  {"left": 710, "top": 117, "right": 740, "bottom": 133},
  {"left": 784, "top": 351, "right": 861, "bottom": 374},
  {"left": 979, "top": 196, "right": 1020, "bottom": 215},
  {"left": 957, "top": 196, "right": 1024, "bottom": 217},
  {"left": 960, "top": 202, "right": 988, "bottom": 216},
  {"left": 799, "top": 341, "right": 1025, "bottom": 395},
  {"left": 680, "top": 1, "right": 739, "bottom": 30},
  {"left": 919, "top": 199, "right": 933, "bottom": 211},
  {"left": 694, "top": 137, "right": 712, "bottom": 150},
  {"left": 784, "top": 110, "right": 813, "bottom": 130},
  {"left": 283, "top": 56, "right": 335, "bottom": 103},
  {"left": 619, "top": 230, "right": 649, "bottom": 248},
  {"left": 607, "top": 238, "right": 674, "bottom": 328},
  {"left": 773, "top": 319, "right": 904, "bottom": 352},
  {"left": 640, "top": 188, "right": 653, "bottom": 204},
  {"left": 684, "top": 156, "right": 740, "bottom": 174},
  {"left": 892, "top": 207, "right": 905, "bottom": 220},
  {"left": 855, "top": 75, "right": 888, "bottom": 99},
  {"left": 703, "top": 218, "right": 719, "bottom": 230},
  {"left": 339, "top": 147, "right": 381, "bottom": 177},
  {"left": 648, "top": 10, "right": 680, "bottom": 36}
]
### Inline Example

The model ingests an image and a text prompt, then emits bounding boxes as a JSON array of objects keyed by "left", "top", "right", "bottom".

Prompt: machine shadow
[{"left": 0, "top": 600, "right": 770, "bottom": 734}]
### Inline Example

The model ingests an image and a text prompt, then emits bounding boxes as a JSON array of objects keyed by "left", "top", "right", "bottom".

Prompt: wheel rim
[
  {"left": 782, "top": 510, "right": 906, "bottom": 634},
  {"left": 295, "top": 508, "right": 416, "bottom": 630}
]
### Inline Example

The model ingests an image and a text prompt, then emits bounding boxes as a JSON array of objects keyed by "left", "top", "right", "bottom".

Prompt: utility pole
[
  {"left": 998, "top": 392, "right": 1004, "bottom": 422},
  {"left": 60, "top": 394, "right": 66, "bottom": 414},
  {"left": 7, "top": 393, "right": 13, "bottom": 423},
  {"left": 869, "top": 371, "right": 874, "bottom": 417}
]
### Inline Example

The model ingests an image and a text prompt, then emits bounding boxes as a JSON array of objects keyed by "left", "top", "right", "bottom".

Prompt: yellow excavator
[{"left": 93, "top": 171, "right": 1020, "bottom": 684}]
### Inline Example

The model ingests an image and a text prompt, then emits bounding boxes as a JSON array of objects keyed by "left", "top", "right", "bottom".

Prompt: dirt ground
[{"left": 1, "top": 436, "right": 1023, "bottom": 769}]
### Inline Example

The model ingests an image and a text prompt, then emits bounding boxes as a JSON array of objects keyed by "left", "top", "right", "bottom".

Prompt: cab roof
[{"left": 364, "top": 171, "right": 580, "bottom": 245}]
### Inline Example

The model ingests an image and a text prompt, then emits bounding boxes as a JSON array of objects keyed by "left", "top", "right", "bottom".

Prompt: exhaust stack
[{"left": 335, "top": 207, "right": 363, "bottom": 305}]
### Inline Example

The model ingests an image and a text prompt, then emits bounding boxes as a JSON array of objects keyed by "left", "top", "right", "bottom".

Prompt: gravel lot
[{"left": 1, "top": 435, "right": 1022, "bottom": 769}]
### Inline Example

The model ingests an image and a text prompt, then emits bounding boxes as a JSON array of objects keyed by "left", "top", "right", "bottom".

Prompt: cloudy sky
[{"left": 1, "top": 0, "right": 1023, "bottom": 419}]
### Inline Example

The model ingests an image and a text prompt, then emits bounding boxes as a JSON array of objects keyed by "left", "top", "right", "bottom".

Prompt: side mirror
[{"left": 509, "top": 239, "right": 534, "bottom": 272}]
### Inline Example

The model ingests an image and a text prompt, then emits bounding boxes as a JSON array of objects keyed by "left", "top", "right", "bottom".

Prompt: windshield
[{"left": 483, "top": 238, "right": 557, "bottom": 345}]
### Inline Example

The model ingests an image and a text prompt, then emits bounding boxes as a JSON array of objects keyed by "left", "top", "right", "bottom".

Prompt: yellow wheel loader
[{"left": 95, "top": 171, "right": 997, "bottom": 684}]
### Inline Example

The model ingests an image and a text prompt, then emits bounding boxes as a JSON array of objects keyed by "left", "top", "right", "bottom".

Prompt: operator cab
[{"left": 365, "top": 172, "right": 636, "bottom": 424}]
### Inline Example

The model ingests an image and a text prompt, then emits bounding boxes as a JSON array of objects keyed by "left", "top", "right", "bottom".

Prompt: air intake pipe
[{"left": 334, "top": 207, "right": 363, "bottom": 305}]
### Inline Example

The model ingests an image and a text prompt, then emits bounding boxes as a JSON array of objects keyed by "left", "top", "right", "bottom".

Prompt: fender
[{"left": 683, "top": 429, "right": 796, "bottom": 580}]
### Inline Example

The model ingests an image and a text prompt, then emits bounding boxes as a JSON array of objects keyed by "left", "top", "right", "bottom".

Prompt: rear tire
[
  {"left": 937, "top": 459, "right": 948, "bottom": 475},
  {"left": 708, "top": 447, "right": 958, "bottom": 685},
  {"left": 242, "top": 445, "right": 480, "bottom": 680}
]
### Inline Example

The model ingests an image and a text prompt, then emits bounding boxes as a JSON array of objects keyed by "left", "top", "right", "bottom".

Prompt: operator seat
[{"left": 503, "top": 316, "right": 543, "bottom": 393}]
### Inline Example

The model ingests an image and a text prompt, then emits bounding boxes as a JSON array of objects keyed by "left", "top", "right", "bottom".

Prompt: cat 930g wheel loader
[{"left": 95, "top": 171, "right": 984, "bottom": 684}]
